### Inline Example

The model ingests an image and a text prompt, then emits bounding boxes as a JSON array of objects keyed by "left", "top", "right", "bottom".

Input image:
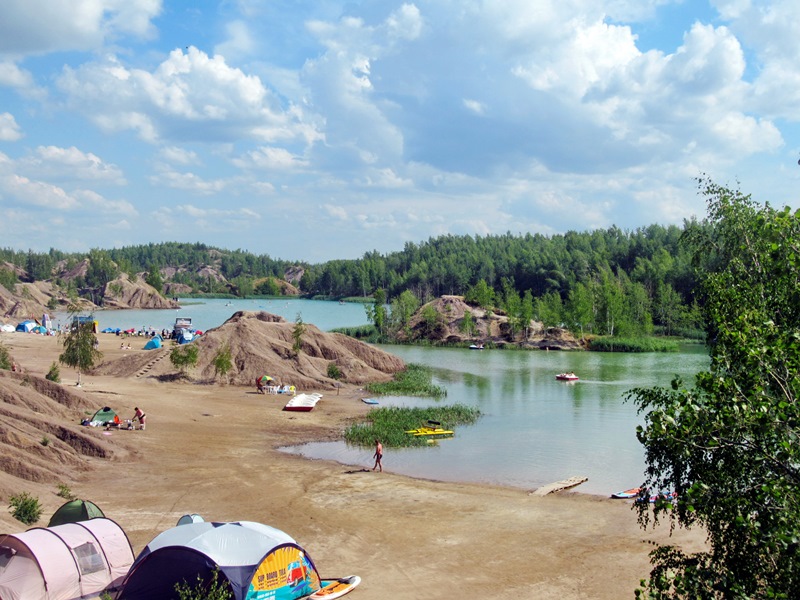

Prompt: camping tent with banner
[
  {"left": 116, "top": 521, "right": 323, "bottom": 600},
  {"left": 0, "top": 518, "right": 134, "bottom": 600},
  {"left": 48, "top": 499, "right": 106, "bottom": 527}
]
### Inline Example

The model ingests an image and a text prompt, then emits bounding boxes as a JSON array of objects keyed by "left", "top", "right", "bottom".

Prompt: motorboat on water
[{"left": 555, "top": 372, "right": 579, "bottom": 381}]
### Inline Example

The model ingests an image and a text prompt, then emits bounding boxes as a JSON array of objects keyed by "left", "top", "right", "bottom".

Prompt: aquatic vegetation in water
[{"left": 344, "top": 404, "right": 481, "bottom": 448}]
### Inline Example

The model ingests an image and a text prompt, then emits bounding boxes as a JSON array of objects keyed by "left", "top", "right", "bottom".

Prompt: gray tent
[{"left": 117, "top": 521, "right": 322, "bottom": 600}]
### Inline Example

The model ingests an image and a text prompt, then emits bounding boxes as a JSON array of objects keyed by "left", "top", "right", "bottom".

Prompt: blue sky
[{"left": 1, "top": 0, "right": 799, "bottom": 263}]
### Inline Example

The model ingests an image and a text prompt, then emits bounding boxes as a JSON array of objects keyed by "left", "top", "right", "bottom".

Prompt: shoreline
[{"left": 0, "top": 332, "right": 706, "bottom": 599}]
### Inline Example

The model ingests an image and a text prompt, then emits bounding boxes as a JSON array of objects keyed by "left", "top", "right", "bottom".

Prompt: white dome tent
[{"left": 0, "top": 518, "right": 134, "bottom": 600}]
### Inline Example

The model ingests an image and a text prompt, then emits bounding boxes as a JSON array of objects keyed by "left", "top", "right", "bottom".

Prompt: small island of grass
[
  {"left": 346, "top": 364, "right": 478, "bottom": 447},
  {"left": 365, "top": 364, "right": 447, "bottom": 397},
  {"left": 345, "top": 404, "right": 481, "bottom": 448}
]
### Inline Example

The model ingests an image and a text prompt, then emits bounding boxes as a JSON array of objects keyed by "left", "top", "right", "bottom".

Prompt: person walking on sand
[
  {"left": 132, "top": 407, "right": 147, "bottom": 430},
  {"left": 372, "top": 439, "right": 383, "bottom": 472}
]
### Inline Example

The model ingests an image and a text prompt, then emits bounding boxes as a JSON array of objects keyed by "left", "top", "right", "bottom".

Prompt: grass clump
[
  {"left": 366, "top": 364, "right": 447, "bottom": 397},
  {"left": 57, "top": 483, "right": 76, "bottom": 500},
  {"left": 345, "top": 404, "right": 481, "bottom": 448},
  {"left": 588, "top": 336, "right": 679, "bottom": 353}
]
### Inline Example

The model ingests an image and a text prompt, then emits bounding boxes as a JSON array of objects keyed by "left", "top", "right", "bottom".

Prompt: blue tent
[
  {"left": 15, "top": 320, "right": 36, "bottom": 332},
  {"left": 143, "top": 336, "right": 162, "bottom": 350},
  {"left": 117, "top": 521, "right": 322, "bottom": 600}
]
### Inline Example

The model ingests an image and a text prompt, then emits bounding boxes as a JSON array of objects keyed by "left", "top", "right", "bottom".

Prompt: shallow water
[
  {"left": 281, "top": 343, "right": 709, "bottom": 496},
  {"left": 55, "top": 297, "right": 370, "bottom": 333},
  {"left": 61, "top": 298, "right": 709, "bottom": 496}
]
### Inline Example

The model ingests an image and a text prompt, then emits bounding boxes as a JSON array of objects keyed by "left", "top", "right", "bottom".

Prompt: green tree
[
  {"left": 0, "top": 342, "right": 11, "bottom": 370},
  {"left": 654, "top": 283, "right": 683, "bottom": 336},
  {"left": 597, "top": 269, "right": 625, "bottom": 336},
  {"left": 389, "top": 290, "right": 419, "bottom": 335},
  {"left": 212, "top": 344, "right": 233, "bottom": 382},
  {"left": 145, "top": 264, "right": 163, "bottom": 294},
  {"left": 520, "top": 290, "right": 535, "bottom": 338},
  {"left": 170, "top": 344, "right": 199, "bottom": 374},
  {"left": 627, "top": 180, "right": 800, "bottom": 598},
  {"left": 292, "top": 313, "right": 306, "bottom": 356},
  {"left": 256, "top": 277, "right": 281, "bottom": 296},
  {"left": 59, "top": 313, "right": 102, "bottom": 387},
  {"left": 564, "top": 281, "right": 593, "bottom": 337},
  {"left": 45, "top": 362, "right": 61, "bottom": 382},
  {"left": 501, "top": 278, "right": 521, "bottom": 338},
  {"left": 536, "top": 291, "right": 562, "bottom": 328},
  {"left": 420, "top": 304, "right": 441, "bottom": 337},
  {"left": 365, "top": 288, "right": 387, "bottom": 338},
  {"left": 85, "top": 249, "right": 119, "bottom": 289},
  {"left": 0, "top": 267, "right": 18, "bottom": 291},
  {"left": 459, "top": 310, "right": 478, "bottom": 337},
  {"left": 465, "top": 279, "right": 495, "bottom": 310}
]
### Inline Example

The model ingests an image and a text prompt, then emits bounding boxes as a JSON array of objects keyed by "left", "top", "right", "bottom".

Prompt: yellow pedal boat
[{"left": 405, "top": 420, "right": 454, "bottom": 436}]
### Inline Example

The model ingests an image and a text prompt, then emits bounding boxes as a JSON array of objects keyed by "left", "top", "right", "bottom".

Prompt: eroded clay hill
[
  {"left": 403, "top": 295, "right": 583, "bottom": 350},
  {"left": 93, "top": 311, "right": 406, "bottom": 390},
  {"left": 0, "top": 370, "right": 127, "bottom": 502}
]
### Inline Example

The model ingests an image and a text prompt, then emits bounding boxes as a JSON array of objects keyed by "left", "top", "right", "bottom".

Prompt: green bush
[
  {"left": 9, "top": 491, "right": 43, "bottom": 525},
  {"left": 170, "top": 343, "right": 199, "bottom": 374},
  {"left": 40, "top": 436, "right": 50, "bottom": 447},
  {"left": 175, "top": 567, "right": 233, "bottom": 600},
  {"left": 330, "top": 324, "right": 379, "bottom": 341},
  {"left": 212, "top": 345, "right": 233, "bottom": 379},
  {"left": 46, "top": 362, "right": 61, "bottom": 382},
  {"left": 327, "top": 362, "right": 342, "bottom": 380},
  {"left": 0, "top": 342, "right": 11, "bottom": 370}
]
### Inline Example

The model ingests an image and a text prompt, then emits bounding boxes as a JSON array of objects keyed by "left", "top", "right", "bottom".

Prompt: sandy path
[{"left": 1, "top": 333, "right": 705, "bottom": 599}]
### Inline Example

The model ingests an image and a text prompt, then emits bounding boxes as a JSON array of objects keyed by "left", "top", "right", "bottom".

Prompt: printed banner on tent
[{"left": 247, "top": 545, "right": 320, "bottom": 599}]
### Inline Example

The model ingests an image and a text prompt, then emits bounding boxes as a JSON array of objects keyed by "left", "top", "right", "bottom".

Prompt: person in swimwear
[
  {"left": 372, "top": 439, "right": 383, "bottom": 472},
  {"left": 132, "top": 407, "right": 147, "bottom": 430}
]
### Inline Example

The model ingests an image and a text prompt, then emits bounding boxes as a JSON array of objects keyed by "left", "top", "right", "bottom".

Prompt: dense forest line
[{"left": 0, "top": 222, "right": 703, "bottom": 339}]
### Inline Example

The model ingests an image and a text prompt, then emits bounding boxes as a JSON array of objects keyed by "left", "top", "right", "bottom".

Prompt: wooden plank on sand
[{"left": 530, "top": 476, "right": 588, "bottom": 496}]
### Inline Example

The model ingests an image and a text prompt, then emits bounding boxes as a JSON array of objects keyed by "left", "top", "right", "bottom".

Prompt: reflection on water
[{"left": 281, "top": 344, "right": 709, "bottom": 496}]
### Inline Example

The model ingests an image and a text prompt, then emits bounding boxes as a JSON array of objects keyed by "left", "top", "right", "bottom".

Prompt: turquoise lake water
[{"left": 69, "top": 298, "right": 708, "bottom": 496}]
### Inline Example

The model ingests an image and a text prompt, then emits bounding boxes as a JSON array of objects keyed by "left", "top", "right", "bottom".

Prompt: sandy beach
[{"left": 0, "top": 332, "right": 705, "bottom": 599}]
